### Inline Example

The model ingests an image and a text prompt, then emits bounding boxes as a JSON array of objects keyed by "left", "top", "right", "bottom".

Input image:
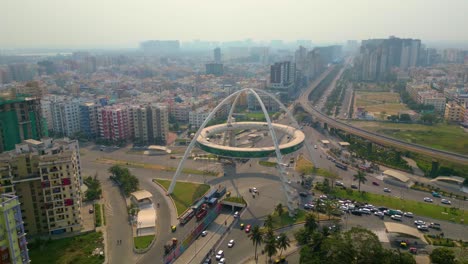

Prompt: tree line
[{"left": 108, "top": 165, "right": 139, "bottom": 196}]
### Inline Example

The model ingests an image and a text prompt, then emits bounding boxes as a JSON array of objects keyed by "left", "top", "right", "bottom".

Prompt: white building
[
  {"left": 189, "top": 107, "right": 210, "bottom": 128},
  {"left": 50, "top": 96, "right": 81, "bottom": 137},
  {"left": 40, "top": 97, "right": 53, "bottom": 130}
]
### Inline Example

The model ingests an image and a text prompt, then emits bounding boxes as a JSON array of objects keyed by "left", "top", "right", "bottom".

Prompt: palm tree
[
  {"left": 323, "top": 200, "right": 337, "bottom": 220},
  {"left": 304, "top": 213, "right": 318, "bottom": 233},
  {"left": 264, "top": 214, "right": 274, "bottom": 230},
  {"left": 249, "top": 225, "right": 263, "bottom": 261},
  {"left": 263, "top": 229, "right": 277, "bottom": 262},
  {"left": 353, "top": 171, "right": 367, "bottom": 192},
  {"left": 275, "top": 203, "right": 284, "bottom": 217},
  {"left": 276, "top": 232, "right": 290, "bottom": 258}
]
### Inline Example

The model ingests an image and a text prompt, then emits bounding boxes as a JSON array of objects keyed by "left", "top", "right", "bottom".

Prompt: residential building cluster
[
  {"left": 355, "top": 36, "right": 422, "bottom": 81},
  {"left": 0, "top": 138, "right": 83, "bottom": 236},
  {"left": 406, "top": 63, "right": 468, "bottom": 124}
]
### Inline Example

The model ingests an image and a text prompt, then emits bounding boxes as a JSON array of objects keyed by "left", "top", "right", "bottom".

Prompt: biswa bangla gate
[{"left": 169, "top": 88, "right": 318, "bottom": 217}]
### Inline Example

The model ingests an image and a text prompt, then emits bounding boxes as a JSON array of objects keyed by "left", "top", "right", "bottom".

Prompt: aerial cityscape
[{"left": 0, "top": 1, "right": 468, "bottom": 264}]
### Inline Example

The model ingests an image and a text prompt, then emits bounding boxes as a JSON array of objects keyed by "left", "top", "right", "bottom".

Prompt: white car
[
  {"left": 227, "top": 239, "right": 235, "bottom": 248},
  {"left": 414, "top": 220, "right": 426, "bottom": 226},
  {"left": 251, "top": 187, "right": 258, "bottom": 193},
  {"left": 201, "top": 230, "right": 208, "bottom": 237},
  {"left": 391, "top": 215, "right": 402, "bottom": 221},
  {"left": 383, "top": 188, "right": 391, "bottom": 193},
  {"left": 216, "top": 250, "right": 224, "bottom": 260},
  {"left": 417, "top": 225, "right": 429, "bottom": 231},
  {"left": 374, "top": 211, "right": 384, "bottom": 217},
  {"left": 403, "top": 212, "right": 414, "bottom": 218},
  {"left": 314, "top": 145, "right": 318, "bottom": 149},
  {"left": 219, "top": 257, "right": 226, "bottom": 263},
  {"left": 441, "top": 199, "right": 451, "bottom": 205},
  {"left": 359, "top": 208, "right": 371, "bottom": 215},
  {"left": 233, "top": 211, "right": 239, "bottom": 218},
  {"left": 423, "top": 197, "right": 433, "bottom": 203}
]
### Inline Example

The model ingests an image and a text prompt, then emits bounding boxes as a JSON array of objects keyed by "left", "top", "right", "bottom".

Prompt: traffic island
[
  {"left": 153, "top": 179, "right": 210, "bottom": 216},
  {"left": 134, "top": 235, "right": 155, "bottom": 252}
]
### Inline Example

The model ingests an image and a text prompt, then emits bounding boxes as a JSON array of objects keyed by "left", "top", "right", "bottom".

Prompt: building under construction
[{"left": 0, "top": 89, "right": 46, "bottom": 153}]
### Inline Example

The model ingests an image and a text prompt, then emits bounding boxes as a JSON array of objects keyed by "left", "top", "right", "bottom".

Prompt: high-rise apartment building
[
  {"left": 50, "top": 97, "right": 81, "bottom": 137},
  {"left": 214, "top": 48, "right": 221, "bottom": 63},
  {"left": 269, "top": 61, "right": 296, "bottom": 100},
  {"left": 80, "top": 102, "right": 99, "bottom": 139},
  {"left": 132, "top": 104, "right": 169, "bottom": 145},
  {"left": 0, "top": 194, "right": 29, "bottom": 264},
  {"left": 205, "top": 63, "right": 224, "bottom": 76},
  {"left": 150, "top": 104, "right": 169, "bottom": 145},
  {"left": 97, "top": 105, "right": 131, "bottom": 142},
  {"left": 357, "top": 37, "right": 421, "bottom": 81},
  {"left": 0, "top": 90, "right": 45, "bottom": 153},
  {"left": 0, "top": 138, "right": 82, "bottom": 236}
]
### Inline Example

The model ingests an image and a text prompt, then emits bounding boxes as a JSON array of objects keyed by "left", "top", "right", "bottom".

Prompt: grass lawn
[
  {"left": 29, "top": 231, "right": 104, "bottom": 264},
  {"left": 154, "top": 179, "right": 210, "bottom": 216},
  {"left": 96, "top": 158, "right": 217, "bottom": 176},
  {"left": 270, "top": 210, "right": 338, "bottom": 229},
  {"left": 259, "top": 161, "right": 277, "bottom": 167},
  {"left": 332, "top": 189, "right": 467, "bottom": 224},
  {"left": 244, "top": 112, "right": 277, "bottom": 121},
  {"left": 295, "top": 155, "right": 337, "bottom": 178},
  {"left": 355, "top": 91, "right": 408, "bottom": 117},
  {"left": 94, "top": 203, "right": 102, "bottom": 227},
  {"left": 348, "top": 122, "right": 468, "bottom": 155},
  {"left": 134, "top": 235, "right": 155, "bottom": 249},
  {"left": 223, "top": 196, "right": 247, "bottom": 204}
]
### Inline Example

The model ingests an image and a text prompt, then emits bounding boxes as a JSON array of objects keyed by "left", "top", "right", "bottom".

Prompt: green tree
[
  {"left": 108, "top": 165, "right": 124, "bottom": 177},
  {"left": 430, "top": 247, "right": 456, "bottom": 264},
  {"left": 294, "top": 227, "right": 312, "bottom": 245},
  {"left": 84, "top": 175, "right": 102, "bottom": 201},
  {"left": 263, "top": 228, "right": 277, "bottom": 262},
  {"left": 276, "top": 232, "right": 290, "bottom": 257},
  {"left": 304, "top": 213, "right": 318, "bottom": 233},
  {"left": 323, "top": 200, "right": 338, "bottom": 220},
  {"left": 420, "top": 112, "right": 437, "bottom": 124},
  {"left": 381, "top": 249, "right": 416, "bottom": 264},
  {"left": 264, "top": 214, "right": 274, "bottom": 230},
  {"left": 249, "top": 225, "right": 263, "bottom": 261},
  {"left": 353, "top": 171, "right": 367, "bottom": 192},
  {"left": 275, "top": 203, "right": 284, "bottom": 217}
]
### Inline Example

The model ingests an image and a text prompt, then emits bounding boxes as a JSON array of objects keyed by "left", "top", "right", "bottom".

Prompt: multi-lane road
[{"left": 297, "top": 66, "right": 468, "bottom": 165}]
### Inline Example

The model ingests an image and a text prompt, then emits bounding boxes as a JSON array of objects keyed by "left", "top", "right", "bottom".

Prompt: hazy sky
[{"left": 1, "top": 0, "right": 468, "bottom": 48}]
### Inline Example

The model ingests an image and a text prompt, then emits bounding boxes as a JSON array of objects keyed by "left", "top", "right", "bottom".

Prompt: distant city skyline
[{"left": 1, "top": 0, "right": 468, "bottom": 49}]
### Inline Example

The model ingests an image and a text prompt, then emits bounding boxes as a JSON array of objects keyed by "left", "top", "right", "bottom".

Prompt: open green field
[
  {"left": 154, "top": 179, "right": 210, "bottom": 216},
  {"left": 295, "top": 155, "right": 338, "bottom": 178},
  {"left": 355, "top": 91, "right": 409, "bottom": 117},
  {"left": 349, "top": 121, "right": 468, "bottom": 155},
  {"left": 134, "top": 235, "right": 155, "bottom": 249},
  {"left": 97, "top": 158, "right": 218, "bottom": 176},
  {"left": 29, "top": 231, "right": 104, "bottom": 264},
  {"left": 270, "top": 210, "right": 338, "bottom": 229},
  {"left": 333, "top": 189, "right": 467, "bottom": 224},
  {"left": 259, "top": 160, "right": 277, "bottom": 167},
  {"left": 95, "top": 203, "right": 102, "bottom": 227}
]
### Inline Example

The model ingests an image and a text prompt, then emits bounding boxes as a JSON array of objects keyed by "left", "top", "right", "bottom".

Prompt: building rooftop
[{"left": 131, "top": 190, "right": 153, "bottom": 201}]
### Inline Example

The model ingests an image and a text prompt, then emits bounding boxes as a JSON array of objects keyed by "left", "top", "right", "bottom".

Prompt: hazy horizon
[{"left": 2, "top": 0, "right": 468, "bottom": 49}]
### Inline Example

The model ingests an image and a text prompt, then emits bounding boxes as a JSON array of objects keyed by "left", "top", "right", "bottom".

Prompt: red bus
[{"left": 196, "top": 209, "right": 208, "bottom": 221}]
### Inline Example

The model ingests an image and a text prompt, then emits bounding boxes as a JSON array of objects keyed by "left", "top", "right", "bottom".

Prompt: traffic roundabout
[{"left": 196, "top": 121, "right": 305, "bottom": 158}]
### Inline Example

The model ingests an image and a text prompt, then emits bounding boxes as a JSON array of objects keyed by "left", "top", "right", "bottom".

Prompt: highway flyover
[{"left": 296, "top": 66, "right": 468, "bottom": 165}]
